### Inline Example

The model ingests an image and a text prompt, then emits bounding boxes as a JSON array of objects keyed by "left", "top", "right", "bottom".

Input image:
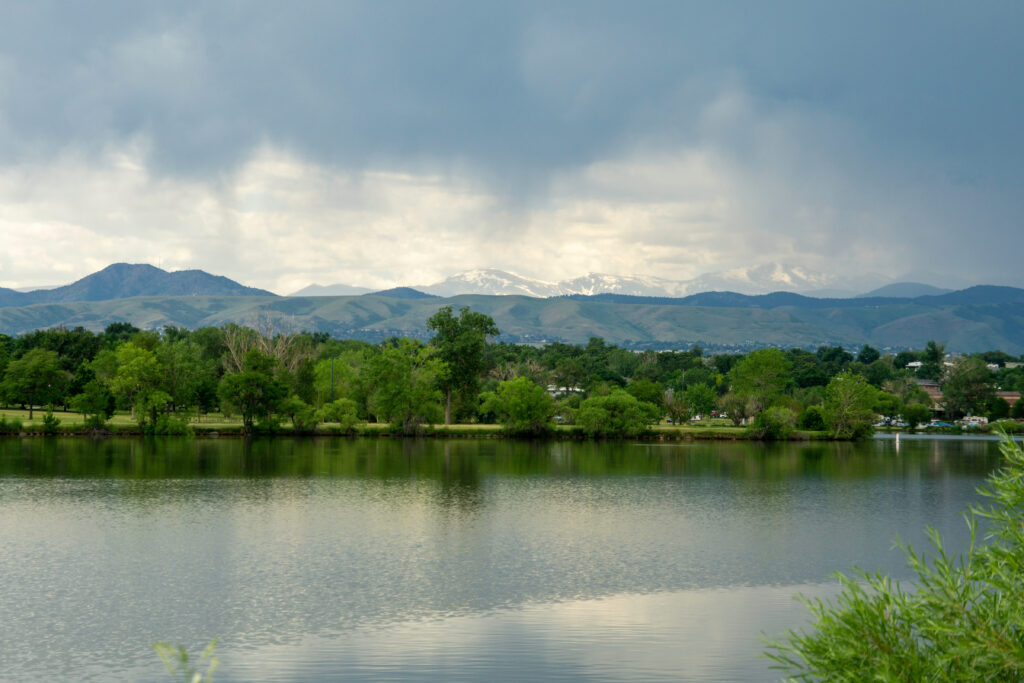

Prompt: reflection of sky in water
[
  {"left": 0, "top": 437, "right": 1002, "bottom": 681},
  {"left": 208, "top": 584, "right": 839, "bottom": 683}
]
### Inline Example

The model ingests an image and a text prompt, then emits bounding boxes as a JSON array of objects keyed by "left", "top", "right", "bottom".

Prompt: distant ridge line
[
  {"left": 561, "top": 284, "right": 1024, "bottom": 309},
  {"left": 0, "top": 263, "right": 275, "bottom": 307},
  {"left": 363, "top": 287, "right": 437, "bottom": 299},
  {"left": 0, "top": 285, "right": 1022, "bottom": 353}
]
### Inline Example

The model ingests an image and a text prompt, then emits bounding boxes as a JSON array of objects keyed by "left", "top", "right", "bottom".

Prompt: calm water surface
[{"left": 0, "top": 436, "right": 1004, "bottom": 681}]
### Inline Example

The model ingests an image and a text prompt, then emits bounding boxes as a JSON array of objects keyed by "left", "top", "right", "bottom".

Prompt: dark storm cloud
[
  {"left": 0, "top": 1, "right": 1021, "bottom": 288},
  {"left": 2, "top": 1, "right": 1020, "bottom": 181}
]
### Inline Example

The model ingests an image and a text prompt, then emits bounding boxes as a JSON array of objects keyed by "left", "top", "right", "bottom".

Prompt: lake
[{"left": 0, "top": 436, "right": 1005, "bottom": 681}]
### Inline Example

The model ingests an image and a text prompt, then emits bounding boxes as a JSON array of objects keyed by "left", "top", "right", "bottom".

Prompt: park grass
[
  {"left": 1, "top": 407, "right": 252, "bottom": 435},
  {"left": 0, "top": 407, "right": 831, "bottom": 440}
]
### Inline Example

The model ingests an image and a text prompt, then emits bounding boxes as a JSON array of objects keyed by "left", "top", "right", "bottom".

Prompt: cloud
[
  {"left": 3, "top": 79, "right": 1015, "bottom": 294},
  {"left": 0, "top": 2, "right": 1021, "bottom": 290}
]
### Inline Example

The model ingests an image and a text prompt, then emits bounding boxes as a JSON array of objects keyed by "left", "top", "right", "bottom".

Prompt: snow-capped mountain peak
[
  {"left": 559, "top": 273, "right": 689, "bottom": 297},
  {"left": 685, "top": 263, "right": 837, "bottom": 294},
  {"left": 419, "top": 269, "right": 562, "bottom": 298},
  {"left": 418, "top": 264, "right": 855, "bottom": 298},
  {"left": 290, "top": 263, "right": 905, "bottom": 299}
]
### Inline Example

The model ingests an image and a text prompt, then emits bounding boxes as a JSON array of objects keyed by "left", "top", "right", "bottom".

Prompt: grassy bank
[{"left": 0, "top": 408, "right": 846, "bottom": 440}]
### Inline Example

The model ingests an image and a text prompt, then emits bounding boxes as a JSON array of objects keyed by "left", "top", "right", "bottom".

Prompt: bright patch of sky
[{"left": 0, "top": 1, "right": 1021, "bottom": 293}]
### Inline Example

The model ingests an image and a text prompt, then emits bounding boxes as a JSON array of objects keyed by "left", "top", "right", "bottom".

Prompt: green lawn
[
  {"left": 0, "top": 407, "right": 820, "bottom": 439},
  {"left": 0, "top": 407, "right": 503, "bottom": 434},
  {"left": 0, "top": 407, "right": 249, "bottom": 429}
]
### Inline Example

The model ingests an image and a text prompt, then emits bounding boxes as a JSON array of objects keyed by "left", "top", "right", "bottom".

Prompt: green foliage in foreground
[
  {"left": 153, "top": 638, "right": 218, "bottom": 683},
  {"left": 764, "top": 432, "right": 1024, "bottom": 680}
]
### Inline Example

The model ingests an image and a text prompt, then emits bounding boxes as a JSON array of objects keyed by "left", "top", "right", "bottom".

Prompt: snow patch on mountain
[
  {"left": 291, "top": 263, "right": 921, "bottom": 300},
  {"left": 419, "top": 263, "right": 879, "bottom": 298},
  {"left": 419, "top": 269, "right": 563, "bottom": 297}
]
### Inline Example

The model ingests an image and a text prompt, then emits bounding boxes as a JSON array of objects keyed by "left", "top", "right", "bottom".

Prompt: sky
[{"left": 0, "top": 1, "right": 1021, "bottom": 294}]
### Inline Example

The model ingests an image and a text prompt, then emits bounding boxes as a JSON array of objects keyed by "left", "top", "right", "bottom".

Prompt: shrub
[
  {"left": 576, "top": 389, "right": 657, "bottom": 438},
  {"left": 990, "top": 419, "right": 1024, "bottom": 435},
  {"left": 254, "top": 416, "right": 282, "bottom": 435},
  {"left": 555, "top": 394, "right": 581, "bottom": 425},
  {"left": 150, "top": 415, "right": 194, "bottom": 436},
  {"left": 318, "top": 398, "right": 359, "bottom": 434},
  {"left": 902, "top": 402, "right": 932, "bottom": 430},
  {"left": 83, "top": 415, "right": 109, "bottom": 431},
  {"left": 291, "top": 405, "right": 319, "bottom": 433},
  {"left": 483, "top": 377, "right": 555, "bottom": 437},
  {"left": 0, "top": 416, "right": 24, "bottom": 434},
  {"left": 41, "top": 411, "right": 61, "bottom": 435},
  {"left": 747, "top": 407, "right": 796, "bottom": 440},
  {"left": 797, "top": 405, "right": 826, "bottom": 431},
  {"left": 765, "top": 431, "right": 1024, "bottom": 679},
  {"left": 281, "top": 395, "right": 319, "bottom": 433}
]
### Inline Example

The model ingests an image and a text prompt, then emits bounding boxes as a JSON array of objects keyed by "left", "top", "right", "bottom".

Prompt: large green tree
[
  {"left": 942, "top": 357, "right": 994, "bottom": 419},
  {"left": 553, "top": 356, "right": 586, "bottom": 390},
  {"left": 101, "top": 342, "right": 163, "bottom": 427},
  {"left": 427, "top": 306, "right": 499, "bottom": 424},
  {"left": 919, "top": 340, "right": 946, "bottom": 380},
  {"left": 902, "top": 402, "right": 932, "bottom": 429},
  {"left": 218, "top": 349, "right": 287, "bottom": 432},
  {"left": 683, "top": 383, "right": 718, "bottom": 420},
  {"left": 1, "top": 348, "right": 66, "bottom": 419},
  {"left": 717, "top": 392, "right": 750, "bottom": 426},
  {"left": 663, "top": 388, "right": 691, "bottom": 424},
  {"left": 728, "top": 348, "right": 792, "bottom": 415},
  {"left": 69, "top": 379, "right": 114, "bottom": 424},
  {"left": 313, "top": 348, "right": 372, "bottom": 413},
  {"left": 823, "top": 371, "right": 877, "bottom": 439},
  {"left": 625, "top": 378, "right": 664, "bottom": 409},
  {"left": 856, "top": 344, "right": 881, "bottom": 365},
  {"left": 787, "top": 349, "right": 828, "bottom": 388},
  {"left": 481, "top": 377, "right": 555, "bottom": 436},
  {"left": 156, "top": 340, "right": 207, "bottom": 414},
  {"left": 367, "top": 339, "right": 444, "bottom": 434},
  {"left": 816, "top": 346, "right": 853, "bottom": 376}
]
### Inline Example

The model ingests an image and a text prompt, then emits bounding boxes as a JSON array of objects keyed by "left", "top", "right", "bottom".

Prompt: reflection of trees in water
[
  {"left": 0, "top": 436, "right": 1007, "bottom": 484},
  {"left": 433, "top": 442, "right": 484, "bottom": 514}
]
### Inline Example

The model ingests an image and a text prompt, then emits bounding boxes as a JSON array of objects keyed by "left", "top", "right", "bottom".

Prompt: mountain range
[
  {"left": 4, "top": 262, "right": 954, "bottom": 303},
  {"left": 1, "top": 264, "right": 1020, "bottom": 353},
  {"left": 0, "top": 263, "right": 274, "bottom": 307},
  {"left": 291, "top": 265, "right": 955, "bottom": 299}
]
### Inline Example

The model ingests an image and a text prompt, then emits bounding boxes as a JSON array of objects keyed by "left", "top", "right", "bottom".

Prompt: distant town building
[
  {"left": 914, "top": 379, "right": 943, "bottom": 410},
  {"left": 546, "top": 385, "right": 584, "bottom": 398},
  {"left": 996, "top": 391, "right": 1021, "bottom": 408}
]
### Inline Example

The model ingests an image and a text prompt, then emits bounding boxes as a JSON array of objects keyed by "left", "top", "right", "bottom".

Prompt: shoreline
[
  {"left": 4, "top": 412, "right": 1020, "bottom": 442},
  {"left": 1, "top": 421, "right": 827, "bottom": 440},
  {"left": 0, "top": 422, "right": 932, "bottom": 442}
]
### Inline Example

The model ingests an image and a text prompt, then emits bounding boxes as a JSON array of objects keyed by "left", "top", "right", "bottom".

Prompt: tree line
[{"left": 0, "top": 309, "right": 1022, "bottom": 437}]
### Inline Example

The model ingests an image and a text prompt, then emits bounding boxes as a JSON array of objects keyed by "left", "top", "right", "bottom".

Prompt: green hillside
[{"left": 1, "top": 291, "right": 1020, "bottom": 353}]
